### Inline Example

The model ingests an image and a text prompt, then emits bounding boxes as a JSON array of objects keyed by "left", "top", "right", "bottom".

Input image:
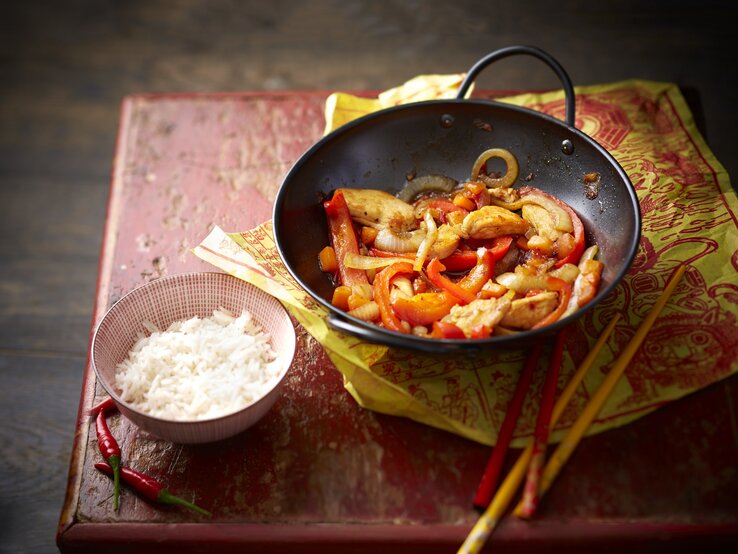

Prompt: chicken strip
[
  {"left": 499, "top": 291, "right": 558, "bottom": 329},
  {"left": 339, "top": 188, "right": 416, "bottom": 232},
  {"left": 441, "top": 296, "right": 512, "bottom": 337},
  {"left": 460, "top": 205, "right": 529, "bottom": 239}
]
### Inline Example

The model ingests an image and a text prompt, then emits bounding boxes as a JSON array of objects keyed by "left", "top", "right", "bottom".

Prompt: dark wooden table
[{"left": 53, "top": 90, "right": 738, "bottom": 553}]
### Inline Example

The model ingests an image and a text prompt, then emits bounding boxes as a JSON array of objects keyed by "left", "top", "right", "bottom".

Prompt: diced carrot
[
  {"left": 347, "top": 294, "right": 370, "bottom": 311},
  {"left": 465, "top": 181, "right": 486, "bottom": 195},
  {"left": 331, "top": 285, "right": 352, "bottom": 311},
  {"left": 318, "top": 246, "right": 338, "bottom": 273},
  {"left": 479, "top": 280, "right": 508, "bottom": 299},
  {"left": 361, "top": 226, "right": 379, "bottom": 246},
  {"left": 445, "top": 210, "right": 467, "bottom": 226},
  {"left": 453, "top": 193, "right": 476, "bottom": 211}
]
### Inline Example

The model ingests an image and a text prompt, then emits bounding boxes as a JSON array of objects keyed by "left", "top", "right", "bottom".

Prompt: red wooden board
[{"left": 57, "top": 91, "right": 738, "bottom": 553}]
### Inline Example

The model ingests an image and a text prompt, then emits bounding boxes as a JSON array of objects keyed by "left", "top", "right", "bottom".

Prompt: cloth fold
[{"left": 195, "top": 76, "right": 737, "bottom": 447}]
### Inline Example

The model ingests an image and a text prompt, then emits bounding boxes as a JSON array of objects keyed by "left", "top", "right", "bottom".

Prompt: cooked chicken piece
[
  {"left": 522, "top": 204, "right": 561, "bottom": 241},
  {"left": 499, "top": 291, "right": 558, "bottom": 329},
  {"left": 441, "top": 296, "right": 512, "bottom": 337},
  {"left": 488, "top": 186, "right": 520, "bottom": 205},
  {"left": 460, "top": 205, "right": 529, "bottom": 239},
  {"left": 339, "top": 188, "right": 416, "bottom": 232},
  {"left": 430, "top": 224, "right": 461, "bottom": 259}
]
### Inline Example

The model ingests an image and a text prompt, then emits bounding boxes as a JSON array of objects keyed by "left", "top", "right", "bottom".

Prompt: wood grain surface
[{"left": 1, "top": 1, "right": 736, "bottom": 552}]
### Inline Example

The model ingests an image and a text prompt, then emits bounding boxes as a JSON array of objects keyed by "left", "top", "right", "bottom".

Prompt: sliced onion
[
  {"left": 348, "top": 301, "right": 380, "bottom": 322},
  {"left": 580, "top": 245, "right": 599, "bottom": 264},
  {"left": 414, "top": 210, "right": 438, "bottom": 271},
  {"left": 396, "top": 174, "right": 457, "bottom": 202},
  {"left": 470, "top": 148, "right": 519, "bottom": 189},
  {"left": 561, "top": 247, "right": 602, "bottom": 318},
  {"left": 496, "top": 272, "right": 549, "bottom": 293},
  {"left": 343, "top": 252, "right": 410, "bottom": 270},
  {"left": 351, "top": 283, "right": 374, "bottom": 300},
  {"left": 374, "top": 228, "right": 425, "bottom": 252},
  {"left": 548, "top": 263, "right": 580, "bottom": 283},
  {"left": 392, "top": 276, "right": 414, "bottom": 298}
]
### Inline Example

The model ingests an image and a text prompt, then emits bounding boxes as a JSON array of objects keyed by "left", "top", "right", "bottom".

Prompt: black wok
[{"left": 273, "top": 46, "right": 641, "bottom": 354}]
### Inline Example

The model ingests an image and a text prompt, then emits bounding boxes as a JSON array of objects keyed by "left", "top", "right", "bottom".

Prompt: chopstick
[
  {"left": 515, "top": 264, "right": 687, "bottom": 510},
  {"left": 458, "top": 264, "right": 685, "bottom": 554},
  {"left": 456, "top": 314, "right": 620, "bottom": 554},
  {"left": 473, "top": 341, "right": 544, "bottom": 510},
  {"left": 515, "top": 327, "right": 567, "bottom": 519}
]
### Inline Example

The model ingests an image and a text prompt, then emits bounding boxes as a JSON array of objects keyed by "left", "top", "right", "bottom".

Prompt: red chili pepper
[
  {"left": 87, "top": 396, "right": 117, "bottom": 418},
  {"left": 373, "top": 261, "right": 414, "bottom": 332},
  {"left": 95, "top": 411, "right": 121, "bottom": 511},
  {"left": 323, "top": 191, "right": 369, "bottom": 287},
  {"left": 95, "top": 462, "right": 211, "bottom": 517}
]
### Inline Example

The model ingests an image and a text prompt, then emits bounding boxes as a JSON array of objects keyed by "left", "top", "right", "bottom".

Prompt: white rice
[{"left": 115, "top": 308, "right": 280, "bottom": 421}]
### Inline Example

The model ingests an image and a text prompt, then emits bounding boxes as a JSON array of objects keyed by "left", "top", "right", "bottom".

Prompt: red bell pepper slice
[
  {"left": 373, "top": 262, "right": 415, "bottom": 333},
  {"left": 391, "top": 291, "right": 459, "bottom": 326},
  {"left": 458, "top": 248, "right": 496, "bottom": 293},
  {"left": 424, "top": 198, "right": 468, "bottom": 223},
  {"left": 438, "top": 250, "right": 478, "bottom": 272},
  {"left": 426, "top": 258, "right": 477, "bottom": 304},
  {"left": 369, "top": 247, "right": 415, "bottom": 260},
  {"left": 430, "top": 321, "right": 466, "bottom": 339},
  {"left": 469, "top": 324, "right": 492, "bottom": 339},
  {"left": 519, "top": 187, "right": 585, "bottom": 268},
  {"left": 531, "top": 276, "right": 572, "bottom": 329},
  {"left": 442, "top": 236, "right": 513, "bottom": 272},
  {"left": 427, "top": 246, "right": 498, "bottom": 305},
  {"left": 323, "top": 191, "right": 369, "bottom": 287}
]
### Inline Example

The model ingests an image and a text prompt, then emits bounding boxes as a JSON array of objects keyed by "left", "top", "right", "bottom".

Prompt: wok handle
[{"left": 456, "top": 45, "right": 576, "bottom": 127}]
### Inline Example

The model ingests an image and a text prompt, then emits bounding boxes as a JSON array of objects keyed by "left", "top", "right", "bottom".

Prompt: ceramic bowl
[{"left": 92, "top": 272, "right": 296, "bottom": 443}]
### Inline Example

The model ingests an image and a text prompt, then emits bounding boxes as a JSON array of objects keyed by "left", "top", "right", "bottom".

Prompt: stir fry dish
[{"left": 318, "top": 148, "right": 603, "bottom": 339}]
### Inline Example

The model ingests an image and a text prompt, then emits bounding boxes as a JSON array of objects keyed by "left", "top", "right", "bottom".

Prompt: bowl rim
[{"left": 91, "top": 271, "right": 297, "bottom": 425}]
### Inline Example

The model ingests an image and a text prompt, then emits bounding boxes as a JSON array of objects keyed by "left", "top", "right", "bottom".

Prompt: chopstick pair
[
  {"left": 473, "top": 341, "right": 543, "bottom": 510},
  {"left": 472, "top": 329, "right": 566, "bottom": 512},
  {"left": 457, "top": 265, "right": 686, "bottom": 554},
  {"left": 516, "top": 327, "right": 567, "bottom": 518}
]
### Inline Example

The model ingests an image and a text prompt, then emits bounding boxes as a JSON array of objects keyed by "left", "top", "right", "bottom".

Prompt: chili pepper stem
[
  {"left": 109, "top": 455, "right": 121, "bottom": 511},
  {"left": 158, "top": 490, "right": 212, "bottom": 516}
]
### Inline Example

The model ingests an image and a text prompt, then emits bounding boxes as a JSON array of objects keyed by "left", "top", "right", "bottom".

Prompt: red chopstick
[
  {"left": 515, "top": 327, "right": 568, "bottom": 518},
  {"left": 473, "top": 341, "right": 544, "bottom": 510}
]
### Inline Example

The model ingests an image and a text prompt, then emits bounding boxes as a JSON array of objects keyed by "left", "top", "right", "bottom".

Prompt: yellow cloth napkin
[
  {"left": 195, "top": 76, "right": 737, "bottom": 447},
  {"left": 322, "top": 73, "right": 468, "bottom": 134}
]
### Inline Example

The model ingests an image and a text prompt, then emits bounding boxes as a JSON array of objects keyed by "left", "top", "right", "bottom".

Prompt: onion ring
[{"left": 470, "top": 148, "right": 519, "bottom": 189}]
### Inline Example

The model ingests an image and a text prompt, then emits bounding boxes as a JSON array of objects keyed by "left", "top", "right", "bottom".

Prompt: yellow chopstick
[
  {"left": 456, "top": 313, "right": 621, "bottom": 554},
  {"left": 515, "top": 264, "right": 687, "bottom": 513}
]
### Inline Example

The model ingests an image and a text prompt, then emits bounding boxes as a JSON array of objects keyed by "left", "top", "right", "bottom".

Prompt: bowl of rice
[{"left": 92, "top": 272, "right": 296, "bottom": 443}]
